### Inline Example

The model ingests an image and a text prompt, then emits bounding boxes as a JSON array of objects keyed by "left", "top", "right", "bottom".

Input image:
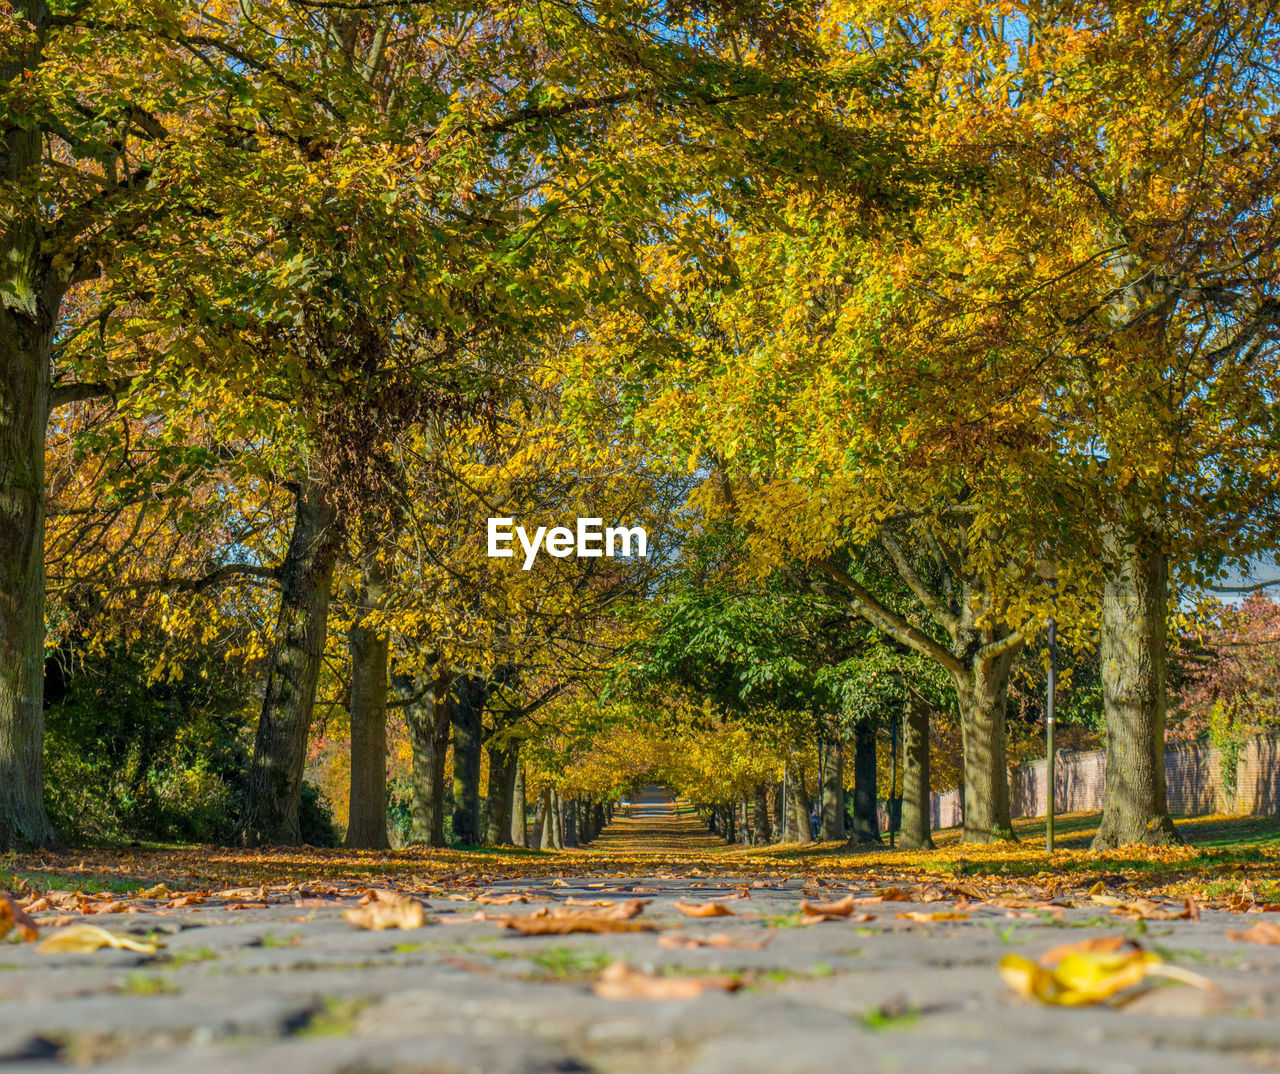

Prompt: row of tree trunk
[{"left": 706, "top": 697, "right": 936, "bottom": 851}]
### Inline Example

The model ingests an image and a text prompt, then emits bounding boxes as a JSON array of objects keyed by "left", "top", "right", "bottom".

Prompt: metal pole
[
  {"left": 889, "top": 715, "right": 899, "bottom": 849},
  {"left": 1046, "top": 604, "right": 1057, "bottom": 856}
]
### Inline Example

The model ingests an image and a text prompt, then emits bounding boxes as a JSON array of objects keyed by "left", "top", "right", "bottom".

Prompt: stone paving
[{"left": 3, "top": 797, "right": 1280, "bottom": 1073}]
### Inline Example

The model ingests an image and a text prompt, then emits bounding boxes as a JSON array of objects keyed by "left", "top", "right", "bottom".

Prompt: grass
[
  {"left": 291, "top": 998, "right": 369, "bottom": 1039},
  {"left": 164, "top": 947, "right": 219, "bottom": 968},
  {"left": 115, "top": 973, "right": 178, "bottom": 996},
  {"left": 530, "top": 945, "right": 611, "bottom": 979}
]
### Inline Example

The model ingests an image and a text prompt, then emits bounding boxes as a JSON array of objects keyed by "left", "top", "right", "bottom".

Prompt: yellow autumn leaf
[
  {"left": 38, "top": 925, "right": 159, "bottom": 954},
  {"left": 1000, "top": 939, "right": 1214, "bottom": 1006}
]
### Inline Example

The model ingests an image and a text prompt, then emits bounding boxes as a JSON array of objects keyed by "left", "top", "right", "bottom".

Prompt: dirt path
[{"left": 587, "top": 785, "right": 726, "bottom": 856}]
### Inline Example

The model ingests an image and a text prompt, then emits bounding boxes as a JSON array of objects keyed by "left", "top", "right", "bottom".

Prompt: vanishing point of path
[
  {"left": 588, "top": 785, "right": 726, "bottom": 856},
  {"left": 3, "top": 791, "right": 1280, "bottom": 1074}
]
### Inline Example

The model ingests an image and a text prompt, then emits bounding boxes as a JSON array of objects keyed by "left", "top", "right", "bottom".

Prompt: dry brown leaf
[
  {"left": 494, "top": 914, "right": 652, "bottom": 935},
  {"left": 22, "top": 897, "right": 52, "bottom": 913},
  {"left": 657, "top": 930, "right": 774, "bottom": 950},
  {"left": 984, "top": 897, "right": 1055, "bottom": 910},
  {"left": 799, "top": 911, "right": 875, "bottom": 925},
  {"left": 475, "top": 892, "right": 528, "bottom": 905},
  {"left": 673, "top": 900, "right": 735, "bottom": 918},
  {"left": 344, "top": 890, "right": 428, "bottom": 931},
  {"left": 592, "top": 961, "right": 741, "bottom": 1000},
  {"left": 855, "top": 887, "right": 914, "bottom": 905},
  {"left": 79, "top": 900, "right": 127, "bottom": 916},
  {"left": 37, "top": 924, "right": 158, "bottom": 954},
  {"left": 563, "top": 897, "right": 614, "bottom": 907},
  {"left": 135, "top": 884, "right": 171, "bottom": 899},
  {"left": 163, "top": 895, "right": 205, "bottom": 908},
  {"left": 897, "top": 911, "right": 971, "bottom": 922},
  {"left": 593, "top": 899, "right": 649, "bottom": 921},
  {"left": 1227, "top": 921, "right": 1280, "bottom": 946},
  {"left": 799, "top": 895, "right": 858, "bottom": 918},
  {"left": 0, "top": 891, "right": 39, "bottom": 943}
]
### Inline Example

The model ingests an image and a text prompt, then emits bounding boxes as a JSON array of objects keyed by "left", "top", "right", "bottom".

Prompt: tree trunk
[
  {"left": 484, "top": 743, "right": 515, "bottom": 846},
  {"left": 722, "top": 803, "right": 736, "bottom": 844},
  {"left": 769, "top": 781, "right": 784, "bottom": 837},
  {"left": 1093, "top": 530, "right": 1181, "bottom": 848},
  {"left": 752, "top": 783, "right": 771, "bottom": 844},
  {"left": 532, "top": 785, "right": 549, "bottom": 848},
  {"left": 819, "top": 721, "right": 844, "bottom": 841},
  {"left": 563, "top": 797, "right": 578, "bottom": 847},
  {"left": 237, "top": 477, "right": 339, "bottom": 846},
  {"left": 510, "top": 761, "right": 528, "bottom": 846},
  {"left": 592, "top": 802, "right": 606, "bottom": 840},
  {"left": 541, "top": 787, "right": 563, "bottom": 850},
  {"left": 786, "top": 761, "right": 812, "bottom": 843},
  {"left": 345, "top": 548, "right": 389, "bottom": 850},
  {"left": 0, "top": 298, "right": 57, "bottom": 852},
  {"left": 450, "top": 675, "right": 484, "bottom": 845},
  {"left": 402, "top": 663, "right": 451, "bottom": 846},
  {"left": 954, "top": 649, "right": 1017, "bottom": 844},
  {"left": 0, "top": 0, "right": 59, "bottom": 853},
  {"left": 849, "top": 717, "right": 882, "bottom": 845},
  {"left": 899, "top": 688, "right": 935, "bottom": 850}
]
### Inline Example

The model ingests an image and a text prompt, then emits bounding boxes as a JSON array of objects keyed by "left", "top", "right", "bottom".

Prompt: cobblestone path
[{"left": 3, "top": 794, "right": 1280, "bottom": 1074}]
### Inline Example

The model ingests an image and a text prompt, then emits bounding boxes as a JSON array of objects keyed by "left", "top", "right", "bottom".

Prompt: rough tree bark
[
  {"left": 237, "top": 476, "right": 339, "bottom": 846},
  {"left": 849, "top": 717, "right": 882, "bottom": 845},
  {"left": 819, "top": 721, "right": 845, "bottom": 841},
  {"left": 954, "top": 649, "right": 1017, "bottom": 843},
  {"left": 345, "top": 547, "right": 389, "bottom": 850},
  {"left": 785, "top": 760, "right": 812, "bottom": 843},
  {"left": 899, "top": 688, "right": 935, "bottom": 850},
  {"left": 403, "top": 663, "right": 451, "bottom": 847},
  {"left": 450, "top": 675, "right": 485, "bottom": 845},
  {"left": 484, "top": 744, "right": 515, "bottom": 846},
  {"left": 1093, "top": 528, "right": 1181, "bottom": 848},
  {"left": 0, "top": 1, "right": 60, "bottom": 850},
  {"left": 562, "top": 797, "right": 578, "bottom": 847},
  {"left": 510, "top": 760, "right": 528, "bottom": 846},
  {"left": 769, "top": 781, "right": 784, "bottom": 837},
  {"left": 752, "top": 783, "right": 771, "bottom": 844}
]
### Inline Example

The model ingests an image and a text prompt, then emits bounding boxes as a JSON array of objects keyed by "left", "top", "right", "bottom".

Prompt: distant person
[{"left": 809, "top": 804, "right": 820, "bottom": 839}]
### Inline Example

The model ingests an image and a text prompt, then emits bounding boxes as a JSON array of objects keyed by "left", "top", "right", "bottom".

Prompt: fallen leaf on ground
[
  {"left": 135, "top": 884, "right": 171, "bottom": 899},
  {"left": 898, "top": 911, "right": 970, "bottom": 922},
  {"left": 1227, "top": 922, "right": 1280, "bottom": 945},
  {"left": 475, "top": 892, "right": 528, "bottom": 905},
  {"left": 1000, "top": 937, "right": 1214, "bottom": 1006},
  {"left": 592, "top": 961, "right": 741, "bottom": 1000},
  {"left": 0, "top": 891, "right": 39, "bottom": 942},
  {"left": 984, "top": 897, "right": 1056, "bottom": 910},
  {"left": 494, "top": 914, "right": 652, "bottom": 935},
  {"left": 164, "top": 895, "right": 205, "bottom": 908},
  {"left": 38, "top": 924, "right": 158, "bottom": 954},
  {"left": 79, "top": 900, "right": 127, "bottom": 916},
  {"left": 855, "top": 887, "right": 914, "bottom": 904},
  {"left": 344, "top": 890, "right": 428, "bottom": 931},
  {"left": 658, "top": 930, "right": 773, "bottom": 950},
  {"left": 673, "top": 901, "right": 734, "bottom": 918},
  {"left": 799, "top": 895, "right": 858, "bottom": 917}
]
